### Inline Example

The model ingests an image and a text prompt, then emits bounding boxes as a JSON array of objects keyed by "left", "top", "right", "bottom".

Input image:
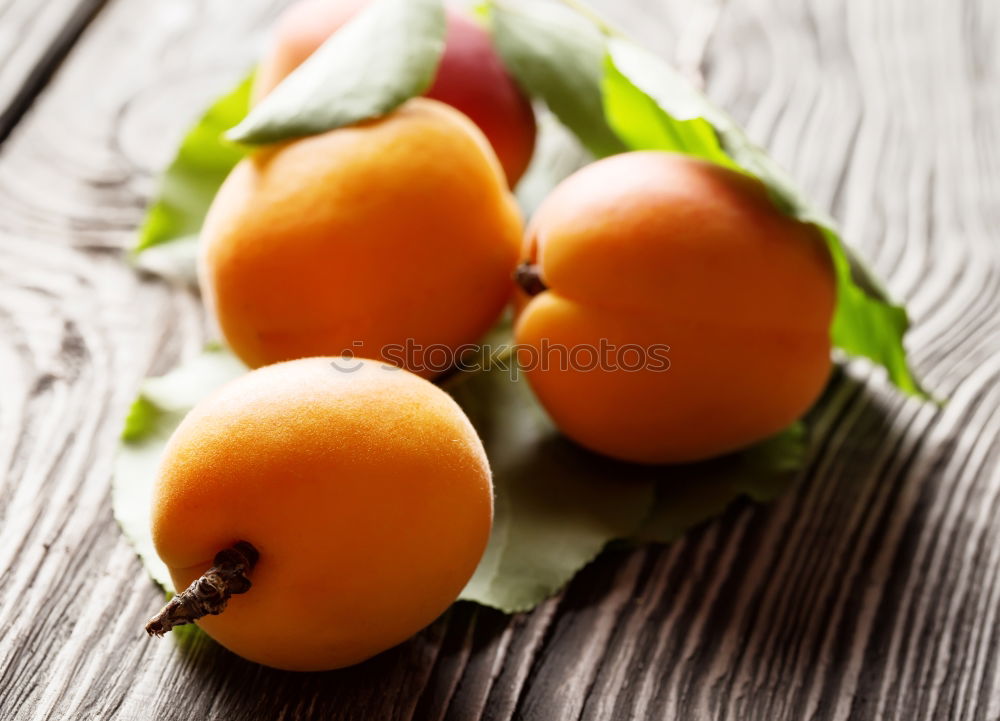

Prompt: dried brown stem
[
  {"left": 145, "top": 541, "right": 258, "bottom": 637},
  {"left": 514, "top": 262, "right": 548, "bottom": 297}
]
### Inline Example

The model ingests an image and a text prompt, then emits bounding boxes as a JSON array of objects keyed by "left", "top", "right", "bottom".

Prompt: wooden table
[{"left": 1, "top": 0, "right": 997, "bottom": 718}]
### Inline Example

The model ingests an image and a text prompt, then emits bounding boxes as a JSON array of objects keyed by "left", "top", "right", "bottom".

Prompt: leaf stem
[{"left": 145, "top": 541, "right": 259, "bottom": 636}]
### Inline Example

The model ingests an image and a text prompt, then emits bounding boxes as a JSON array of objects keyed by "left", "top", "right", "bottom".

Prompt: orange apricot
[
  {"left": 514, "top": 151, "right": 836, "bottom": 465},
  {"left": 148, "top": 357, "right": 493, "bottom": 671},
  {"left": 254, "top": 0, "right": 537, "bottom": 186},
  {"left": 200, "top": 98, "right": 522, "bottom": 377}
]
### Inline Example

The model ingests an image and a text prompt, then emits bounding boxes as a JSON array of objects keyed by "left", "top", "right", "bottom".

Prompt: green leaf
[
  {"left": 228, "top": 0, "right": 446, "bottom": 145},
  {"left": 601, "top": 37, "right": 928, "bottom": 398},
  {"left": 602, "top": 51, "right": 733, "bottom": 169},
  {"left": 131, "top": 235, "right": 200, "bottom": 285},
  {"left": 451, "top": 365, "right": 655, "bottom": 612},
  {"left": 487, "top": 1, "right": 625, "bottom": 157},
  {"left": 134, "top": 74, "right": 252, "bottom": 254},
  {"left": 120, "top": 397, "right": 164, "bottom": 444},
  {"left": 115, "top": 404, "right": 179, "bottom": 589},
  {"left": 632, "top": 423, "right": 807, "bottom": 543}
]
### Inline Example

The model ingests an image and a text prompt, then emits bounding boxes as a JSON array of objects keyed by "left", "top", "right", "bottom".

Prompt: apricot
[
  {"left": 147, "top": 357, "right": 493, "bottom": 671},
  {"left": 514, "top": 152, "right": 836, "bottom": 465},
  {"left": 200, "top": 98, "right": 522, "bottom": 377},
  {"left": 254, "top": 0, "right": 537, "bottom": 186}
]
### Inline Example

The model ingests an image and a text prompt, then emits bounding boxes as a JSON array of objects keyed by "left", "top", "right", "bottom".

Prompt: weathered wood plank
[
  {"left": 0, "top": 0, "right": 998, "bottom": 719},
  {"left": 0, "top": 0, "right": 109, "bottom": 142}
]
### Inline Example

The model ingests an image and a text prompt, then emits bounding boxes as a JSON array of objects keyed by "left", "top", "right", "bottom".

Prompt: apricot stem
[
  {"left": 144, "top": 541, "right": 259, "bottom": 637},
  {"left": 514, "top": 262, "right": 548, "bottom": 297}
]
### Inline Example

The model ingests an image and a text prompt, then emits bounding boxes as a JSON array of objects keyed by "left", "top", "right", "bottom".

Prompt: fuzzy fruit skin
[
  {"left": 151, "top": 358, "right": 493, "bottom": 671},
  {"left": 253, "top": 0, "right": 537, "bottom": 186},
  {"left": 514, "top": 151, "right": 837, "bottom": 465},
  {"left": 200, "top": 98, "right": 522, "bottom": 377}
]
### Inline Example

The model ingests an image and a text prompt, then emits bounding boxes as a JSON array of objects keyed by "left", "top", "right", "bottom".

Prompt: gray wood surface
[
  {"left": 0, "top": 0, "right": 998, "bottom": 719},
  {"left": 0, "top": 0, "right": 108, "bottom": 141}
]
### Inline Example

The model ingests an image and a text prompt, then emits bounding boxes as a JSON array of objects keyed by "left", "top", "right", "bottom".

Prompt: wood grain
[
  {"left": 0, "top": 0, "right": 108, "bottom": 142},
  {"left": 0, "top": 0, "right": 998, "bottom": 719}
]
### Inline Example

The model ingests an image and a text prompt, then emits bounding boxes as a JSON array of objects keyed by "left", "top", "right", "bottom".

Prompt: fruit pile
[{"left": 127, "top": 0, "right": 921, "bottom": 673}]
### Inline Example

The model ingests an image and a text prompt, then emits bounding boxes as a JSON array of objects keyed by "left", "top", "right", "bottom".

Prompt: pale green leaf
[
  {"left": 452, "top": 365, "right": 655, "bottom": 611},
  {"left": 488, "top": 1, "right": 625, "bottom": 157},
  {"left": 113, "top": 347, "right": 249, "bottom": 592},
  {"left": 134, "top": 74, "right": 252, "bottom": 254},
  {"left": 228, "top": 0, "right": 445, "bottom": 145},
  {"left": 131, "top": 235, "right": 200, "bottom": 286}
]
